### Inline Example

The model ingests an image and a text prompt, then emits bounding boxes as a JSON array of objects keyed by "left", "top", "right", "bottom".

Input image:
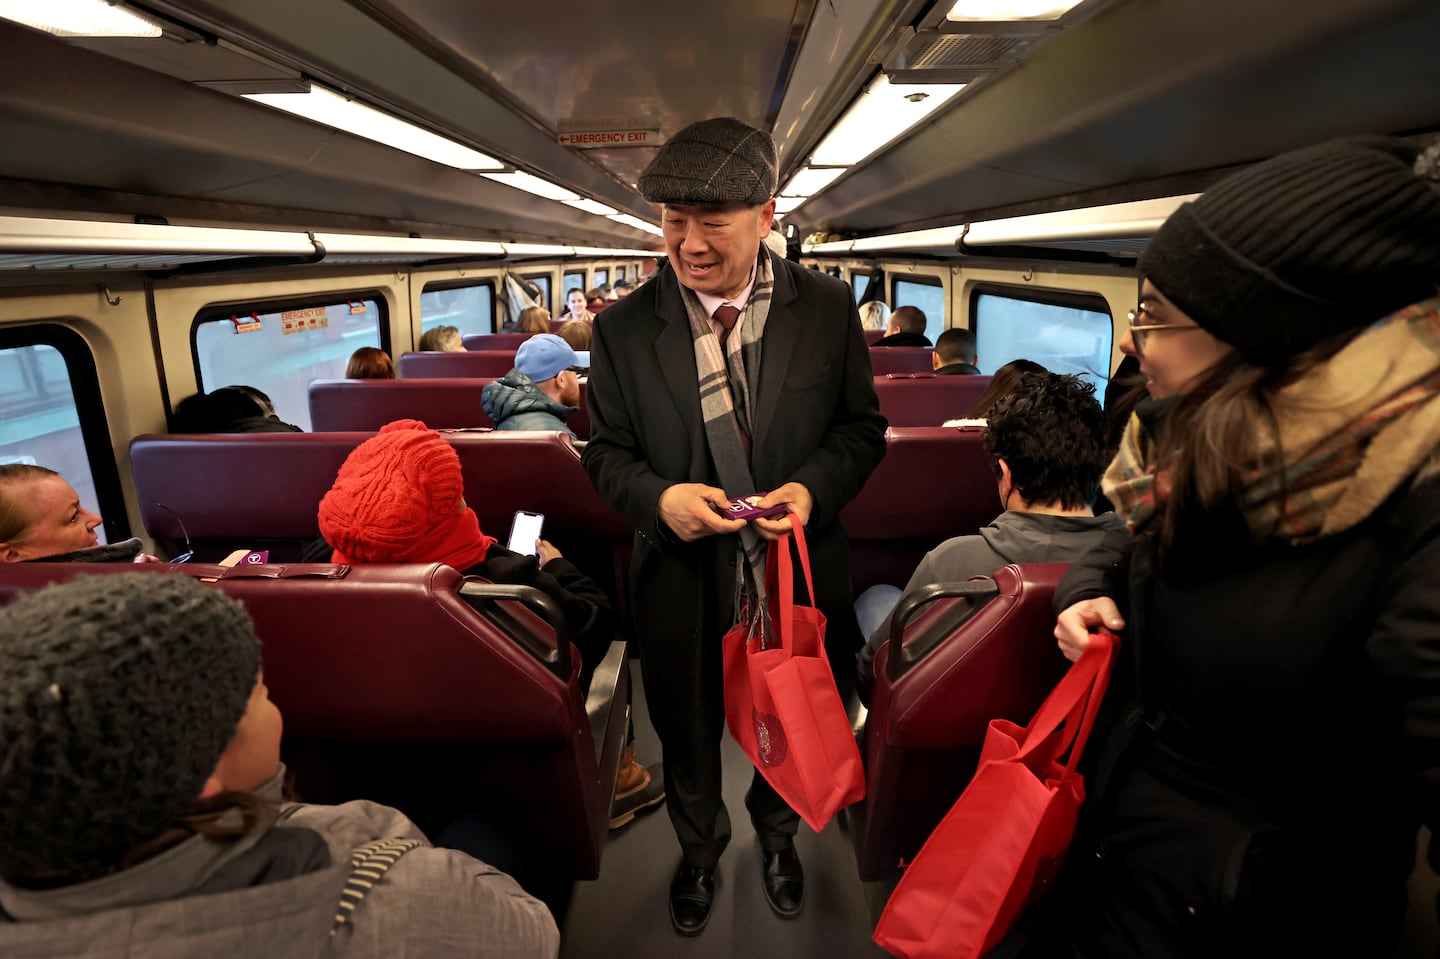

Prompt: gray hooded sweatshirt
[
  {"left": 857, "top": 510, "right": 1125, "bottom": 691},
  {"left": 0, "top": 769, "right": 559, "bottom": 959}
]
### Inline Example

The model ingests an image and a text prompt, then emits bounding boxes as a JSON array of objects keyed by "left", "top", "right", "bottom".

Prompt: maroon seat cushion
[
  {"left": 462, "top": 333, "right": 530, "bottom": 351},
  {"left": 308, "top": 378, "right": 494, "bottom": 431},
  {"left": 400, "top": 351, "right": 516, "bottom": 378},
  {"left": 868, "top": 347, "right": 935, "bottom": 376},
  {"left": 851, "top": 563, "right": 1071, "bottom": 880},
  {"left": 874, "top": 373, "right": 993, "bottom": 426}
]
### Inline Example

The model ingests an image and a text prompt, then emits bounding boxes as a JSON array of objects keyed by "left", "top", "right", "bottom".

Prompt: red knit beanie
[{"left": 318, "top": 419, "right": 493, "bottom": 564}]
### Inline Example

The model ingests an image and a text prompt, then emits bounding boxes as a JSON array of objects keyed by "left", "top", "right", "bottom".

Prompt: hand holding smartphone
[{"left": 508, "top": 510, "right": 545, "bottom": 556}]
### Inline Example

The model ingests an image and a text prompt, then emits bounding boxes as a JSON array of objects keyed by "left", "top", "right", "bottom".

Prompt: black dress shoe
[
  {"left": 761, "top": 842, "right": 804, "bottom": 918},
  {"left": 669, "top": 863, "right": 716, "bottom": 936}
]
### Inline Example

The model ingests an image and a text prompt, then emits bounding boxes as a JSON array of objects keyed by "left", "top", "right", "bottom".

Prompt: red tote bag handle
[
  {"left": 769, "top": 521, "right": 816, "bottom": 655},
  {"left": 1011, "top": 629, "right": 1118, "bottom": 773}
]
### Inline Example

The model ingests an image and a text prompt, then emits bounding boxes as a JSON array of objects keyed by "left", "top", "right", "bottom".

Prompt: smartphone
[
  {"left": 507, "top": 510, "right": 545, "bottom": 556},
  {"left": 725, "top": 494, "right": 789, "bottom": 520}
]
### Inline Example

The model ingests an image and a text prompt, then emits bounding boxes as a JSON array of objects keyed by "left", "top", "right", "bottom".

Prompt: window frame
[
  {"left": 0, "top": 323, "right": 128, "bottom": 543},
  {"left": 968, "top": 282, "right": 1116, "bottom": 389},
  {"left": 417, "top": 278, "right": 498, "bottom": 334},
  {"left": 521, "top": 272, "right": 552, "bottom": 315}
]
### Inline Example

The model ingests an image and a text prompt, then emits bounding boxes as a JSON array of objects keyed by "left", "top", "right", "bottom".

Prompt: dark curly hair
[{"left": 983, "top": 372, "right": 1107, "bottom": 510}]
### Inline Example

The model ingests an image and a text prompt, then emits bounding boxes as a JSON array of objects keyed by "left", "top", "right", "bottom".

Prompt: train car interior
[{"left": 0, "top": 0, "right": 1436, "bottom": 955}]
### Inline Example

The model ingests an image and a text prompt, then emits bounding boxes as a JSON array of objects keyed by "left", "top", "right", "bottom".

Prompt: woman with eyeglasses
[
  {"left": 1015, "top": 138, "right": 1440, "bottom": 958},
  {"left": 0, "top": 465, "right": 161, "bottom": 563}
]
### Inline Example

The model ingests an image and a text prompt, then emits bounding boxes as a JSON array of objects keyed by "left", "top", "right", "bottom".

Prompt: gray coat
[
  {"left": 482, "top": 370, "right": 576, "bottom": 436},
  {"left": 0, "top": 770, "right": 559, "bottom": 959},
  {"left": 857, "top": 510, "right": 1124, "bottom": 690}
]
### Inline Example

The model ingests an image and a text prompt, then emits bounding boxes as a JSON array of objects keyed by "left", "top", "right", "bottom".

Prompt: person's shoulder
[
  {"left": 778, "top": 257, "right": 847, "bottom": 297},
  {"left": 920, "top": 533, "right": 995, "bottom": 577}
]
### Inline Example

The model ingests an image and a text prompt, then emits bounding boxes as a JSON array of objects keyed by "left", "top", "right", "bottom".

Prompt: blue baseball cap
[{"left": 515, "top": 333, "right": 578, "bottom": 383}]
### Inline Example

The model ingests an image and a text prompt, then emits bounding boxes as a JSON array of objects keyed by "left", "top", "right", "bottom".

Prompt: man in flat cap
[{"left": 583, "top": 117, "right": 886, "bottom": 935}]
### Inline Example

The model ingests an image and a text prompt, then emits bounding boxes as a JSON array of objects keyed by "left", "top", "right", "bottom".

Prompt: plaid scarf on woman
[
  {"left": 1104, "top": 296, "right": 1440, "bottom": 545},
  {"left": 680, "top": 249, "right": 776, "bottom": 606}
]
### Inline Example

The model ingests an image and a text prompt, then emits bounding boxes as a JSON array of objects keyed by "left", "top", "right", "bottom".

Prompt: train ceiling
[{"left": 0, "top": 0, "right": 1435, "bottom": 255}]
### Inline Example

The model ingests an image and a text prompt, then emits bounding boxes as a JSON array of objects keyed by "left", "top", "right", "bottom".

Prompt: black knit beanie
[
  {"left": 1139, "top": 136, "right": 1440, "bottom": 366},
  {"left": 0, "top": 574, "right": 261, "bottom": 881}
]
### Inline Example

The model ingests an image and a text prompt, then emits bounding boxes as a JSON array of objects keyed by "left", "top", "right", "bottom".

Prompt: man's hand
[
  {"left": 1054, "top": 597, "right": 1125, "bottom": 662},
  {"left": 133, "top": 553, "right": 162, "bottom": 564},
  {"left": 658, "top": 484, "right": 747, "bottom": 542},
  {"left": 751, "top": 482, "right": 814, "bottom": 541},
  {"left": 536, "top": 539, "right": 562, "bottom": 567}
]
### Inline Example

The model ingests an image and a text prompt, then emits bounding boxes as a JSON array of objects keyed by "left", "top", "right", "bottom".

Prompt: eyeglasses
[
  {"left": 1126, "top": 308, "right": 1206, "bottom": 354},
  {"left": 154, "top": 503, "right": 193, "bottom": 564}
]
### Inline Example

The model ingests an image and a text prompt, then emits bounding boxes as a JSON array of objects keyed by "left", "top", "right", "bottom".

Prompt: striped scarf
[
  {"left": 682, "top": 249, "right": 775, "bottom": 611},
  {"left": 1104, "top": 296, "right": 1440, "bottom": 545}
]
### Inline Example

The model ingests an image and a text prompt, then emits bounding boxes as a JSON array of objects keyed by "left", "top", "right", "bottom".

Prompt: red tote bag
[
  {"left": 722, "top": 523, "right": 866, "bottom": 832},
  {"left": 873, "top": 630, "right": 1119, "bottom": 959}
]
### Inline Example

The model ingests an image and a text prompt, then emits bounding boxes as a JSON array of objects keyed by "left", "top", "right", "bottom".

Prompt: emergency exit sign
[{"left": 558, "top": 128, "right": 662, "bottom": 148}]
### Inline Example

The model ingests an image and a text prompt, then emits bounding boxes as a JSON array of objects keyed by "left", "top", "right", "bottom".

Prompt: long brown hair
[{"left": 1153, "top": 329, "right": 1364, "bottom": 550}]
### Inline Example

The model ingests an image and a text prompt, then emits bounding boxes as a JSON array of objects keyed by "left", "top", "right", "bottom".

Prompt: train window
[
  {"left": 0, "top": 325, "right": 126, "bottom": 544},
  {"left": 420, "top": 281, "right": 496, "bottom": 337},
  {"left": 852, "top": 270, "right": 872, "bottom": 303},
  {"left": 593, "top": 268, "right": 610, "bottom": 288},
  {"left": 972, "top": 288, "right": 1113, "bottom": 397},
  {"left": 522, "top": 273, "right": 552, "bottom": 314},
  {"left": 193, "top": 295, "right": 387, "bottom": 433},
  {"left": 615, "top": 266, "right": 627, "bottom": 281},
  {"left": 893, "top": 275, "right": 946, "bottom": 344},
  {"left": 827, "top": 267, "right": 841, "bottom": 279},
  {"left": 563, "top": 270, "right": 585, "bottom": 295}
]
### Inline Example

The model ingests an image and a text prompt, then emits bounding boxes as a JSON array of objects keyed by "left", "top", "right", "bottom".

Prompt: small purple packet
[
  {"left": 241, "top": 550, "right": 270, "bottom": 566},
  {"left": 724, "top": 494, "right": 789, "bottom": 520}
]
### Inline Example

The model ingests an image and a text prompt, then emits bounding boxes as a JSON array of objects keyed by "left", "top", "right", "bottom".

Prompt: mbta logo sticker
[{"left": 753, "top": 708, "right": 787, "bottom": 767}]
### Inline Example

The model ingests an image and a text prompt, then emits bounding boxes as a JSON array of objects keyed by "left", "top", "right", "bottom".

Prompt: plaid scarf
[
  {"left": 1104, "top": 296, "right": 1440, "bottom": 545},
  {"left": 681, "top": 249, "right": 776, "bottom": 609}
]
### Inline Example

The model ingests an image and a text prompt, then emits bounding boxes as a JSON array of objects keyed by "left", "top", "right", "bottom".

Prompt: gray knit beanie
[
  {"left": 0, "top": 573, "right": 261, "bottom": 881},
  {"left": 1139, "top": 136, "right": 1440, "bottom": 366},
  {"left": 638, "top": 117, "right": 777, "bottom": 206}
]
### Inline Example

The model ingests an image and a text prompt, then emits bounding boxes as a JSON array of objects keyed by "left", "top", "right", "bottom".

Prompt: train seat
[
  {"left": 840, "top": 426, "right": 1003, "bottom": 596},
  {"left": 462, "top": 332, "right": 531, "bottom": 351},
  {"left": 864, "top": 329, "right": 886, "bottom": 346},
  {"left": 129, "top": 430, "right": 629, "bottom": 615},
  {"left": 850, "top": 563, "right": 1072, "bottom": 881},
  {"left": 873, "top": 373, "right": 993, "bottom": 427},
  {"left": 308, "top": 378, "right": 495, "bottom": 431},
  {"left": 868, "top": 347, "right": 935, "bottom": 376},
  {"left": 0, "top": 561, "right": 629, "bottom": 881},
  {"left": 400, "top": 350, "right": 517, "bottom": 378}
]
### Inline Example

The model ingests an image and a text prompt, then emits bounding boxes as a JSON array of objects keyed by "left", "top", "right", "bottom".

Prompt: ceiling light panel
[
  {"left": 946, "top": 0, "right": 1082, "bottom": 21},
  {"left": 774, "top": 196, "right": 805, "bottom": 214},
  {"left": 244, "top": 86, "right": 503, "bottom": 171},
  {"left": 608, "top": 214, "right": 663, "bottom": 236},
  {"left": 809, "top": 75, "right": 966, "bottom": 168},
  {"left": 481, "top": 171, "right": 581, "bottom": 202},
  {"left": 564, "top": 198, "right": 619, "bottom": 216},
  {"left": 781, "top": 167, "right": 847, "bottom": 198},
  {"left": 0, "top": 0, "right": 161, "bottom": 36}
]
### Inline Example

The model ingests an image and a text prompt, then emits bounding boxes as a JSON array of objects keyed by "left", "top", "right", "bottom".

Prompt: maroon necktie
[{"left": 713, "top": 304, "right": 741, "bottom": 344}]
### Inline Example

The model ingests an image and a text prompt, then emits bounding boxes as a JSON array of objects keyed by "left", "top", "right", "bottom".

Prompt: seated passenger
[
  {"left": 481, "top": 334, "right": 581, "bottom": 438},
  {"left": 0, "top": 465, "right": 161, "bottom": 563},
  {"left": 855, "top": 372, "right": 1121, "bottom": 696},
  {"left": 345, "top": 346, "right": 395, "bottom": 380},
  {"left": 932, "top": 328, "right": 981, "bottom": 375},
  {"left": 558, "top": 290, "right": 593, "bottom": 324},
  {"left": 612, "top": 279, "right": 634, "bottom": 298},
  {"left": 871, "top": 305, "right": 932, "bottom": 348},
  {"left": 0, "top": 573, "right": 560, "bottom": 958},
  {"left": 858, "top": 300, "right": 890, "bottom": 332},
  {"left": 316, "top": 419, "right": 662, "bottom": 827},
  {"left": 557, "top": 318, "right": 593, "bottom": 352},
  {"left": 943, "top": 357, "right": 1047, "bottom": 426},
  {"left": 418, "top": 324, "right": 465, "bottom": 352},
  {"left": 173, "top": 385, "right": 303, "bottom": 433},
  {"left": 586, "top": 290, "right": 608, "bottom": 314},
  {"left": 517, "top": 306, "right": 552, "bottom": 335}
]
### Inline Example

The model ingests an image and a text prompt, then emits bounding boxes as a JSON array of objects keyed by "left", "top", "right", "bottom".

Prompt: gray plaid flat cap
[{"left": 638, "top": 117, "right": 777, "bottom": 206}]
